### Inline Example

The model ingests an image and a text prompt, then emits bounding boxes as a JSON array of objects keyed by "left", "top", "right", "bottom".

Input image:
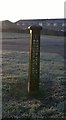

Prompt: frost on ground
[{"left": 2, "top": 51, "right": 66, "bottom": 119}]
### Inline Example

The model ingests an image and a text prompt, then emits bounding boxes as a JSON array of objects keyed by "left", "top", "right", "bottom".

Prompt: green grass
[
  {"left": 2, "top": 50, "right": 65, "bottom": 119},
  {"left": 2, "top": 32, "right": 24, "bottom": 38}
]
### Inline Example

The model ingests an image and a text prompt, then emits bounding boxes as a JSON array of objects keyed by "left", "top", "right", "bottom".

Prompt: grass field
[
  {"left": 2, "top": 51, "right": 66, "bottom": 119},
  {"left": 1, "top": 32, "right": 66, "bottom": 119}
]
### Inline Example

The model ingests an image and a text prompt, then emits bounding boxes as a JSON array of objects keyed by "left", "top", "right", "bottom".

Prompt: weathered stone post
[{"left": 28, "top": 25, "right": 42, "bottom": 96}]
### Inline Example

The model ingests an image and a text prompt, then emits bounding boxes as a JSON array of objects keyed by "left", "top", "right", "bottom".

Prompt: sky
[{"left": 0, "top": 0, "right": 65, "bottom": 22}]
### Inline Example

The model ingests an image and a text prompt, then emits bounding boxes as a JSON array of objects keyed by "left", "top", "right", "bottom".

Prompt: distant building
[
  {"left": 46, "top": 23, "right": 50, "bottom": 26},
  {"left": 16, "top": 23, "right": 20, "bottom": 26},
  {"left": 62, "top": 23, "right": 64, "bottom": 26},
  {"left": 53, "top": 23, "right": 57, "bottom": 26},
  {"left": 39, "top": 22, "right": 43, "bottom": 26},
  {"left": 22, "top": 23, "right": 25, "bottom": 26}
]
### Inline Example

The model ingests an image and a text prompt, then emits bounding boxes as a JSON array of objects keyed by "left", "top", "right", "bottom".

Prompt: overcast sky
[{"left": 0, "top": 0, "right": 65, "bottom": 22}]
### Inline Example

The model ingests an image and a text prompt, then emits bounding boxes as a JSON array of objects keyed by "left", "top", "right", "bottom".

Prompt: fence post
[{"left": 28, "top": 25, "right": 42, "bottom": 96}]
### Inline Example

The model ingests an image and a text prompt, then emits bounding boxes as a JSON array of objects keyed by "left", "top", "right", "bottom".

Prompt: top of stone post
[{"left": 28, "top": 25, "right": 42, "bottom": 31}]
